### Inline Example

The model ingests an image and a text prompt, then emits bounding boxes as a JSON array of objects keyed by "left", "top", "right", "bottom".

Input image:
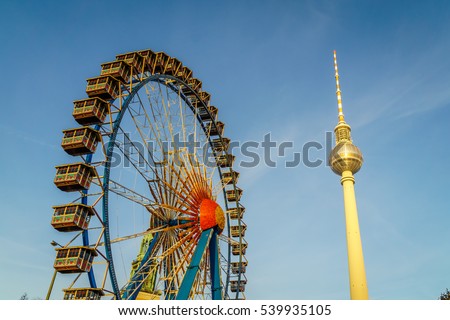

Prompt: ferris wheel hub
[{"left": 199, "top": 198, "right": 225, "bottom": 234}]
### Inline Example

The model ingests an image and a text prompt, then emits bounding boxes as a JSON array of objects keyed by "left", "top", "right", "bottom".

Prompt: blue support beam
[
  {"left": 209, "top": 229, "right": 223, "bottom": 300},
  {"left": 175, "top": 229, "right": 213, "bottom": 300},
  {"left": 122, "top": 233, "right": 159, "bottom": 300},
  {"left": 82, "top": 152, "right": 97, "bottom": 289}
]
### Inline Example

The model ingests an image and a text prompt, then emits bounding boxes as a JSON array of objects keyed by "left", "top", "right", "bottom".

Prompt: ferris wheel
[{"left": 47, "top": 50, "right": 247, "bottom": 300}]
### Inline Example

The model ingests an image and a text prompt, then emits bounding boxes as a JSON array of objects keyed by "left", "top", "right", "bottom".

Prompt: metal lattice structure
[{"left": 47, "top": 50, "right": 247, "bottom": 300}]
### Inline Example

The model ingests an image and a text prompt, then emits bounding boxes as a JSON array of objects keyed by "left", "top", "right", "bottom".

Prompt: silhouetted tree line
[
  {"left": 439, "top": 288, "right": 450, "bottom": 300},
  {"left": 19, "top": 293, "right": 42, "bottom": 300}
]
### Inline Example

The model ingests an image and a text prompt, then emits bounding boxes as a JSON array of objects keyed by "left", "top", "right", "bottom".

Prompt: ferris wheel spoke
[
  {"left": 158, "top": 203, "right": 197, "bottom": 218},
  {"left": 157, "top": 172, "right": 201, "bottom": 213},
  {"left": 167, "top": 236, "right": 181, "bottom": 291},
  {"left": 169, "top": 242, "right": 194, "bottom": 288},
  {"left": 157, "top": 81, "right": 174, "bottom": 144},
  {"left": 142, "top": 82, "right": 170, "bottom": 146},
  {"left": 137, "top": 227, "right": 196, "bottom": 282},
  {"left": 191, "top": 258, "right": 208, "bottom": 298},
  {"left": 114, "top": 127, "right": 166, "bottom": 206},
  {"left": 165, "top": 241, "right": 197, "bottom": 291},
  {"left": 98, "top": 222, "right": 192, "bottom": 246},
  {"left": 131, "top": 88, "right": 166, "bottom": 157},
  {"left": 168, "top": 160, "right": 211, "bottom": 204},
  {"left": 157, "top": 80, "right": 195, "bottom": 161},
  {"left": 218, "top": 234, "right": 239, "bottom": 246},
  {"left": 124, "top": 105, "right": 164, "bottom": 168},
  {"left": 104, "top": 179, "right": 155, "bottom": 208},
  {"left": 158, "top": 231, "right": 199, "bottom": 298},
  {"left": 116, "top": 129, "right": 156, "bottom": 172},
  {"left": 158, "top": 228, "right": 200, "bottom": 262},
  {"left": 130, "top": 88, "right": 210, "bottom": 212}
]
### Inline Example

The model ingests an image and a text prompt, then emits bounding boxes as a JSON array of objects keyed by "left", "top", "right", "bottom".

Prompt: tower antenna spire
[{"left": 333, "top": 50, "right": 345, "bottom": 123}]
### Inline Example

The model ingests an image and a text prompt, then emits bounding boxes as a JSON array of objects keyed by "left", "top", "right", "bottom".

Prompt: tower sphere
[{"left": 329, "top": 141, "right": 363, "bottom": 175}]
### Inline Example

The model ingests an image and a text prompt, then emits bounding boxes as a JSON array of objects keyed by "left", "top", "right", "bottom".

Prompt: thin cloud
[
  {"left": 0, "top": 124, "right": 59, "bottom": 150},
  {"left": 351, "top": 44, "right": 450, "bottom": 127}
]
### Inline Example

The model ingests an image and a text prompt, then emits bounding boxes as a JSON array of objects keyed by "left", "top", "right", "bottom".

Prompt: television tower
[{"left": 329, "top": 51, "right": 369, "bottom": 300}]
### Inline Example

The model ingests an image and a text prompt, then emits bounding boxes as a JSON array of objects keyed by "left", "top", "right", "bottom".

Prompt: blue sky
[{"left": 0, "top": 0, "right": 449, "bottom": 299}]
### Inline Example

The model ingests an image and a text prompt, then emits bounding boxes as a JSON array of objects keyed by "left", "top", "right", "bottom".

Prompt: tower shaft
[{"left": 341, "top": 170, "right": 368, "bottom": 299}]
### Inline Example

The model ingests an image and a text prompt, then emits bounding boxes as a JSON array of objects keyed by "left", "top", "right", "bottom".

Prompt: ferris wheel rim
[{"left": 50, "top": 51, "right": 247, "bottom": 301}]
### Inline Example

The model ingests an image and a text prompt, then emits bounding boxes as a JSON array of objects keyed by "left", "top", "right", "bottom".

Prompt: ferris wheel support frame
[{"left": 176, "top": 229, "right": 217, "bottom": 300}]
